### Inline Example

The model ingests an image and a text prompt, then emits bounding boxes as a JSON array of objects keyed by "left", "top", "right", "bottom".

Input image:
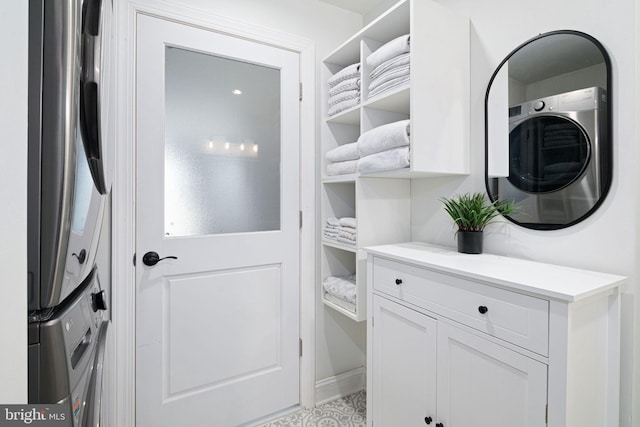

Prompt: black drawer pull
[
  {"left": 395, "top": 278, "right": 403, "bottom": 285},
  {"left": 424, "top": 416, "right": 433, "bottom": 424},
  {"left": 478, "top": 305, "right": 488, "bottom": 314},
  {"left": 436, "top": 423, "right": 444, "bottom": 427}
]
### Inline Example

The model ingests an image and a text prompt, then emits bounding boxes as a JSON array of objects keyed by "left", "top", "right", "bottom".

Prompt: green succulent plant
[{"left": 441, "top": 192, "right": 516, "bottom": 232}]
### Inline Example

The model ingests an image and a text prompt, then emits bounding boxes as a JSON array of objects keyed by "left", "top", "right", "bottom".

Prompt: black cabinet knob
[
  {"left": 142, "top": 251, "right": 178, "bottom": 266},
  {"left": 395, "top": 278, "right": 403, "bottom": 285},
  {"left": 436, "top": 423, "right": 444, "bottom": 427},
  {"left": 424, "top": 416, "right": 433, "bottom": 424},
  {"left": 478, "top": 305, "right": 488, "bottom": 314}
]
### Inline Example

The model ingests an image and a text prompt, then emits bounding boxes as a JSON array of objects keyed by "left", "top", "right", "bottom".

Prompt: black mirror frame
[{"left": 484, "top": 30, "right": 613, "bottom": 230}]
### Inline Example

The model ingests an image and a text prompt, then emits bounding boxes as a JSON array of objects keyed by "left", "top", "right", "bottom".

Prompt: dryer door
[{"left": 508, "top": 115, "right": 590, "bottom": 194}]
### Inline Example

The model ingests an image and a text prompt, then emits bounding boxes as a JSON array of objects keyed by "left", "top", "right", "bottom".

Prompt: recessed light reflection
[
  {"left": 232, "top": 89, "right": 242, "bottom": 95},
  {"left": 204, "top": 138, "right": 258, "bottom": 158}
]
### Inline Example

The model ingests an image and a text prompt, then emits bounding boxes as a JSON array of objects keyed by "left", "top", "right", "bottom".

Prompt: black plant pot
[{"left": 457, "top": 230, "right": 483, "bottom": 254}]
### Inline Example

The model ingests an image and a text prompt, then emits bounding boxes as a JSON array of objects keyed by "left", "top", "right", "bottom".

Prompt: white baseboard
[{"left": 314, "top": 367, "right": 366, "bottom": 406}]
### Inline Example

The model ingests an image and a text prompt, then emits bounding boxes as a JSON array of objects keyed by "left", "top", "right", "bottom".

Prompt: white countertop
[{"left": 365, "top": 242, "right": 626, "bottom": 302}]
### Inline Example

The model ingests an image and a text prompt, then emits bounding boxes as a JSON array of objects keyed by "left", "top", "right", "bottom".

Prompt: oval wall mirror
[{"left": 485, "top": 30, "right": 612, "bottom": 230}]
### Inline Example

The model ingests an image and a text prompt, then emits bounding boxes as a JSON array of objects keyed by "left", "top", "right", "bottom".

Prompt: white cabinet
[
  {"left": 320, "top": 0, "right": 469, "bottom": 321},
  {"left": 436, "top": 322, "right": 548, "bottom": 427},
  {"left": 371, "top": 295, "right": 437, "bottom": 426},
  {"left": 371, "top": 296, "right": 547, "bottom": 427},
  {"left": 367, "top": 243, "right": 624, "bottom": 427}
]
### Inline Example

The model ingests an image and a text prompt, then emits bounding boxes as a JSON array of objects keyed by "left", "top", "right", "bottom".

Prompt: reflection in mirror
[{"left": 485, "top": 31, "right": 611, "bottom": 230}]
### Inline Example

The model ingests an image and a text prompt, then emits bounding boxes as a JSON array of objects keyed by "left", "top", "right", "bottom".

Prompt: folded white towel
[
  {"left": 328, "top": 63, "right": 360, "bottom": 87},
  {"left": 357, "top": 146, "right": 410, "bottom": 174},
  {"left": 339, "top": 226, "right": 356, "bottom": 235},
  {"left": 326, "top": 159, "right": 358, "bottom": 176},
  {"left": 337, "top": 236, "right": 357, "bottom": 246},
  {"left": 328, "top": 89, "right": 360, "bottom": 107},
  {"left": 322, "top": 275, "right": 357, "bottom": 304},
  {"left": 327, "top": 97, "right": 360, "bottom": 117},
  {"left": 339, "top": 217, "right": 357, "bottom": 229},
  {"left": 326, "top": 142, "right": 360, "bottom": 163},
  {"left": 329, "top": 77, "right": 360, "bottom": 97},
  {"left": 338, "top": 229, "right": 356, "bottom": 241},
  {"left": 358, "top": 119, "right": 410, "bottom": 157},
  {"left": 366, "top": 34, "right": 410, "bottom": 70},
  {"left": 368, "top": 64, "right": 410, "bottom": 92},
  {"left": 369, "top": 75, "right": 411, "bottom": 99},
  {"left": 326, "top": 217, "right": 340, "bottom": 227},
  {"left": 370, "top": 53, "right": 410, "bottom": 81}
]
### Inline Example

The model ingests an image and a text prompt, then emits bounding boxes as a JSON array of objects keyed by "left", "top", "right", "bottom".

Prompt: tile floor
[{"left": 255, "top": 391, "right": 366, "bottom": 427}]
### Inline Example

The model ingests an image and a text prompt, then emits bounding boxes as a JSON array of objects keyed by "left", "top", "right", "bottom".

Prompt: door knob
[
  {"left": 72, "top": 249, "right": 87, "bottom": 264},
  {"left": 142, "top": 251, "right": 178, "bottom": 266}
]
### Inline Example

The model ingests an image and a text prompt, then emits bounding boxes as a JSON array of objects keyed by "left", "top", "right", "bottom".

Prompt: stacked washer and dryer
[{"left": 27, "top": 0, "right": 113, "bottom": 425}]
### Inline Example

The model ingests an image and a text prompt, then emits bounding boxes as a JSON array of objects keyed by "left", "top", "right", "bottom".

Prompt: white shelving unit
[{"left": 320, "top": 0, "right": 469, "bottom": 321}]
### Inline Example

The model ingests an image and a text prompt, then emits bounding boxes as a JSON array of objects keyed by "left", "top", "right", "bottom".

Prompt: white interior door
[{"left": 135, "top": 14, "right": 300, "bottom": 427}]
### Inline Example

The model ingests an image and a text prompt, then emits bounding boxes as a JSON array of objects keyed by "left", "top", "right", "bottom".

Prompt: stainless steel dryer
[
  {"left": 489, "top": 86, "right": 609, "bottom": 227},
  {"left": 28, "top": 268, "right": 109, "bottom": 427}
]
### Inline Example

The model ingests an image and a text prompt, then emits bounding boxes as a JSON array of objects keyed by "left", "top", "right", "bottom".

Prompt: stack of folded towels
[
  {"left": 325, "top": 141, "right": 359, "bottom": 176},
  {"left": 357, "top": 119, "right": 411, "bottom": 173},
  {"left": 322, "top": 274, "right": 357, "bottom": 307},
  {"left": 327, "top": 62, "right": 361, "bottom": 117},
  {"left": 323, "top": 217, "right": 357, "bottom": 246},
  {"left": 366, "top": 34, "right": 411, "bottom": 99}
]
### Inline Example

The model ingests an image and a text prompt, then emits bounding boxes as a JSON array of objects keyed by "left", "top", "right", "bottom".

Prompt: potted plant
[{"left": 440, "top": 192, "right": 516, "bottom": 254}]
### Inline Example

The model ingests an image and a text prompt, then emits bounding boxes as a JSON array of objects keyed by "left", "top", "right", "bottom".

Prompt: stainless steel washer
[
  {"left": 489, "top": 86, "right": 609, "bottom": 228},
  {"left": 28, "top": 268, "right": 109, "bottom": 427}
]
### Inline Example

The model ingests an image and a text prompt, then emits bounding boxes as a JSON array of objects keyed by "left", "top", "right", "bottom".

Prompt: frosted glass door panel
[{"left": 164, "top": 46, "right": 281, "bottom": 236}]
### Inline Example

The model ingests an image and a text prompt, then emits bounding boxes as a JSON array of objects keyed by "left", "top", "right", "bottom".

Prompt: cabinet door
[
  {"left": 436, "top": 322, "right": 548, "bottom": 427},
  {"left": 372, "top": 295, "right": 437, "bottom": 426}
]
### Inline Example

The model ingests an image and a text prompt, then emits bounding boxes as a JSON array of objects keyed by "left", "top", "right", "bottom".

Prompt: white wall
[
  {"left": 0, "top": 1, "right": 28, "bottom": 404},
  {"left": 362, "top": 0, "right": 399, "bottom": 25},
  {"left": 411, "top": 1, "right": 638, "bottom": 425}
]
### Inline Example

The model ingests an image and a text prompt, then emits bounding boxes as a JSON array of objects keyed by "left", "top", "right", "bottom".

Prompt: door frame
[{"left": 112, "top": 2, "right": 316, "bottom": 425}]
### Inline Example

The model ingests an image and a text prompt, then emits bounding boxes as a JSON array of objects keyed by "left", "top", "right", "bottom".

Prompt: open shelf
[{"left": 320, "top": 0, "right": 470, "bottom": 322}]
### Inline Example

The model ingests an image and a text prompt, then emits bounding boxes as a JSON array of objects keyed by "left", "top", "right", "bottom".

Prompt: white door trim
[{"left": 112, "top": 1, "right": 316, "bottom": 425}]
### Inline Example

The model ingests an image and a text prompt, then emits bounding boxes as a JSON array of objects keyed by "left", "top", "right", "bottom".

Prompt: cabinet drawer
[{"left": 372, "top": 256, "right": 549, "bottom": 356}]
